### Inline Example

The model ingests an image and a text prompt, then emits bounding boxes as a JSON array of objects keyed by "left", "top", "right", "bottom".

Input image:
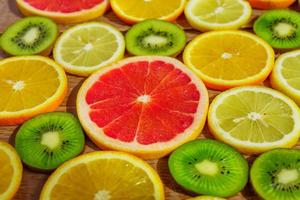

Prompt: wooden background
[{"left": 0, "top": 1, "right": 299, "bottom": 199}]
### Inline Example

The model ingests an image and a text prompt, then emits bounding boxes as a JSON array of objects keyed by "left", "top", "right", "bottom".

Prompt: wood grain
[{"left": 0, "top": 1, "right": 299, "bottom": 200}]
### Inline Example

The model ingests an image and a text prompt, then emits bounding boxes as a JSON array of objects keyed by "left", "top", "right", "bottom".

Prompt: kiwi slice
[
  {"left": 0, "top": 16, "right": 58, "bottom": 56},
  {"left": 168, "top": 139, "right": 249, "bottom": 197},
  {"left": 254, "top": 9, "right": 300, "bottom": 49},
  {"left": 15, "top": 112, "right": 85, "bottom": 171},
  {"left": 125, "top": 19, "right": 186, "bottom": 56},
  {"left": 251, "top": 149, "right": 300, "bottom": 200}
]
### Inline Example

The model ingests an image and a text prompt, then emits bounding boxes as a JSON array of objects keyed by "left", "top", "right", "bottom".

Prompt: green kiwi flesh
[
  {"left": 168, "top": 139, "right": 249, "bottom": 197},
  {"left": 125, "top": 19, "right": 186, "bottom": 56},
  {"left": 15, "top": 112, "right": 85, "bottom": 171},
  {"left": 0, "top": 16, "right": 58, "bottom": 56},
  {"left": 254, "top": 10, "right": 300, "bottom": 49},
  {"left": 251, "top": 149, "right": 300, "bottom": 200}
]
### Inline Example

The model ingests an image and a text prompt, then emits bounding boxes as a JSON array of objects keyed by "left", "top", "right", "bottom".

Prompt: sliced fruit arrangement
[
  {"left": 251, "top": 149, "right": 300, "bottom": 200},
  {"left": 183, "top": 30, "right": 275, "bottom": 90},
  {"left": 168, "top": 139, "right": 248, "bottom": 197},
  {"left": 0, "top": 17, "right": 58, "bottom": 56},
  {"left": 110, "top": 0, "right": 186, "bottom": 24},
  {"left": 254, "top": 9, "right": 300, "bottom": 49},
  {"left": 0, "top": 141, "right": 23, "bottom": 200},
  {"left": 187, "top": 196, "right": 226, "bottom": 200},
  {"left": 125, "top": 19, "right": 186, "bottom": 57},
  {"left": 208, "top": 86, "right": 300, "bottom": 154},
  {"left": 271, "top": 50, "right": 300, "bottom": 105},
  {"left": 77, "top": 56, "right": 209, "bottom": 159},
  {"left": 248, "top": 0, "right": 296, "bottom": 9},
  {"left": 39, "top": 151, "right": 165, "bottom": 200},
  {"left": 184, "top": 0, "right": 252, "bottom": 31},
  {"left": 53, "top": 22, "right": 125, "bottom": 77},
  {"left": 15, "top": 112, "right": 85, "bottom": 171},
  {"left": 16, "top": 0, "right": 109, "bottom": 24},
  {"left": 0, "top": 56, "right": 67, "bottom": 125}
]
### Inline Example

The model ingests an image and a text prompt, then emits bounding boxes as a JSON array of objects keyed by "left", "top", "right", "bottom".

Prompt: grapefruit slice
[
  {"left": 16, "top": 0, "right": 109, "bottom": 24},
  {"left": 77, "top": 56, "right": 209, "bottom": 159}
]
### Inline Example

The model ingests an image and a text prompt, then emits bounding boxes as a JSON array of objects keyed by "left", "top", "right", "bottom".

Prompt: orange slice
[
  {"left": 0, "top": 141, "right": 23, "bottom": 200},
  {"left": 183, "top": 30, "right": 275, "bottom": 90},
  {"left": 77, "top": 56, "right": 209, "bottom": 159},
  {"left": 16, "top": 0, "right": 109, "bottom": 24},
  {"left": 40, "top": 151, "right": 164, "bottom": 200},
  {"left": 110, "top": 0, "right": 186, "bottom": 24},
  {"left": 0, "top": 56, "right": 67, "bottom": 125}
]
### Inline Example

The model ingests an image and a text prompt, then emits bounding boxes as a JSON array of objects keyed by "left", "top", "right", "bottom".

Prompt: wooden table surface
[{"left": 0, "top": 1, "right": 299, "bottom": 199}]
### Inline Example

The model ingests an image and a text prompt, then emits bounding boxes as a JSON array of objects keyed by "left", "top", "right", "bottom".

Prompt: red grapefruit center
[
  {"left": 24, "top": 0, "right": 104, "bottom": 13},
  {"left": 85, "top": 60, "right": 202, "bottom": 145}
]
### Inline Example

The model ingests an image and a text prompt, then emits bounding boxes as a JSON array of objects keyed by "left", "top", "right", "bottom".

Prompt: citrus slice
[
  {"left": 40, "top": 151, "right": 164, "bottom": 200},
  {"left": 54, "top": 22, "right": 125, "bottom": 77},
  {"left": 183, "top": 31, "right": 275, "bottom": 91},
  {"left": 110, "top": 0, "right": 186, "bottom": 24},
  {"left": 0, "top": 56, "right": 67, "bottom": 125},
  {"left": 184, "top": 0, "right": 252, "bottom": 31},
  {"left": 16, "top": 0, "right": 109, "bottom": 24},
  {"left": 208, "top": 86, "right": 300, "bottom": 154},
  {"left": 77, "top": 56, "right": 209, "bottom": 159},
  {"left": 0, "top": 141, "right": 23, "bottom": 200},
  {"left": 271, "top": 50, "right": 300, "bottom": 105}
]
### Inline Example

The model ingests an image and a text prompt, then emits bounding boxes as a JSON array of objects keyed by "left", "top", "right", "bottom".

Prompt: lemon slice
[
  {"left": 271, "top": 50, "right": 300, "bottom": 105},
  {"left": 54, "top": 22, "right": 125, "bottom": 77},
  {"left": 185, "top": 0, "right": 252, "bottom": 31},
  {"left": 208, "top": 86, "right": 300, "bottom": 154},
  {"left": 40, "top": 151, "right": 164, "bottom": 200}
]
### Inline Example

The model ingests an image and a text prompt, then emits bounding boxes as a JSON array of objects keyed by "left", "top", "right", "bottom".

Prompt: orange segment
[
  {"left": 183, "top": 31, "right": 275, "bottom": 90},
  {"left": 110, "top": 0, "right": 186, "bottom": 24},
  {"left": 0, "top": 141, "right": 23, "bottom": 200}
]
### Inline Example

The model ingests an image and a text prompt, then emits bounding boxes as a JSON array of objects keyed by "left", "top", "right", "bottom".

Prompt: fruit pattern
[{"left": 0, "top": 0, "right": 300, "bottom": 200}]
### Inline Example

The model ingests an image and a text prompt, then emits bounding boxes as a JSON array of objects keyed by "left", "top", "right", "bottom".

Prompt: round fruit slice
[
  {"left": 110, "top": 0, "right": 186, "bottom": 24},
  {"left": 77, "top": 56, "right": 209, "bottom": 159},
  {"left": 184, "top": 0, "right": 252, "bottom": 31},
  {"left": 208, "top": 86, "right": 300, "bottom": 154},
  {"left": 54, "top": 22, "right": 125, "bottom": 77},
  {"left": 168, "top": 139, "right": 248, "bottom": 197},
  {"left": 187, "top": 196, "right": 225, "bottom": 200},
  {"left": 248, "top": 0, "right": 296, "bottom": 9},
  {"left": 250, "top": 149, "right": 300, "bottom": 200},
  {"left": 0, "top": 141, "right": 23, "bottom": 200},
  {"left": 271, "top": 50, "right": 300, "bottom": 105},
  {"left": 40, "top": 151, "right": 164, "bottom": 200},
  {"left": 16, "top": 0, "right": 109, "bottom": 24},
  {"left": 183, "top": 31, "right": 275, "bottom": 90},
  {"left": 0, "top": 56, "right": 67, "bottom": 125}
]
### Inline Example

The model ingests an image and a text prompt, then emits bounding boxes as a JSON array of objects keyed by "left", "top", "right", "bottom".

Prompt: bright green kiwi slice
[
  {"left": 15, "top": 112, "right": 85, "bottom": 171},
  {"left": 168, "top": 139, "right": 249, "bottom": 197},
  {"left": 251, "top": 149, "right": 300, "bottom": 200},
  {"left": 125, "top": 19, "right": 186, "bottom": 56},
  {"left": 0, "top": 16, "right": 58, "bottom": 56},
  {"left": 254, "top": 10, "right": 300, "bottom": 49}
]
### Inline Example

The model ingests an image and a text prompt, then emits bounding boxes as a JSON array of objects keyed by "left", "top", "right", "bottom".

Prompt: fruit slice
[
  {"left": 0, "top": 17, "right": 58, "bottom": 56},
  {"left": 16, "top": 0, "right": 109, "bottom": 24},
  {"left": 77, "top": 56, "right": 209, "bottom": 159},
  {"left": 183, "top": 30, "right": 275, "bottom": 90},
  {"left": 187, "top": 196, "right": 225, "bottom": 200},
  {"left": 254, "top": 9, "right": 300, "bottom": 49},
  {"left": 271, "top": 50, "right": 300, "bottom": 105},
  {"left": 110, "top": 0, "right": 186, "bottom": 24},
  {"left": 15, "top": 112, "right": 85, "bottom": 171},
  {"left": 0, "top": 141, "right": 23, "bottom": 200},
  {"left": 248, "top": 0, "right": 296, "bottom": 9},
  {"left": 250, "top": 149, "right": 300, "bottom": 200},
  {"left": 168, "top": 139, "right": 248, "bottom": 197},
  {"left": 208, "top": 86, "right": 300, "bottom": 154},
  {"left": 54, "top": 22, "right": 125, "bottom": 77},
  {"left": 40, "top": 151, "right": 164, "bottom": 200},
  {"left": 125, "top": 19, "right": 186, "bottom": 57},
  {"left": 184, "top": 0, "right": 252, "bottom": 32},
  {"left": 0, "top": 56, "right": 67, "bottom": 125}
]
